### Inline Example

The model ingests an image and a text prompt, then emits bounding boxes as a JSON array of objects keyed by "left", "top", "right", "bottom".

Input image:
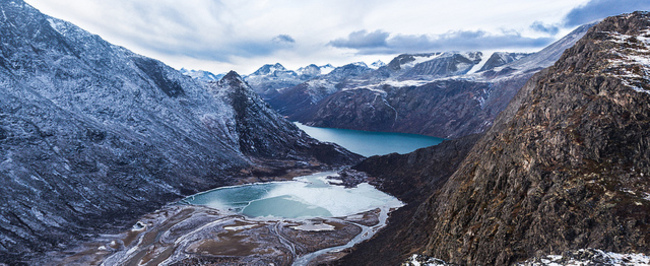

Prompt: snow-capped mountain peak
[
  {"left": 179, "top": 68, "right": 225, "bottom": 82},
  {"left": 319, "top": 64, "right": 335, "bottom": 74},
  {"left": 370, "top": 60, "right": 386, "bottom": 69},
  {"left": 351, "top": 61, "right": 369, "bottom": 68},
  {"left": 296, "top": 64, "right": 321, "bottom": 77},
  {"left": 250, "top": 62, "right": 288, "bottom": 76}
]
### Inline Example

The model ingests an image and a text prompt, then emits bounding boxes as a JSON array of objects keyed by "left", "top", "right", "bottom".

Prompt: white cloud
[{"left": 25, "top": 0, "right": 595, "bottom": 74}]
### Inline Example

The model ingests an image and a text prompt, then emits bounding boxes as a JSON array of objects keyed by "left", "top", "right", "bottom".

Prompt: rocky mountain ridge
[
  {"left": 242, "top": 62, "right": 341, "bottom": 97},
  {"left": 189, "top": 48, "right": 545, "bottom": 139},
  {"left": 478, "top": 52, "right": 531, "bottom": 72},
  {"left": 340, "top": 11, "right": 650, "bottom": 265},
  {"left": 0, "top": 1, "right": 358, "bottom": 263}
]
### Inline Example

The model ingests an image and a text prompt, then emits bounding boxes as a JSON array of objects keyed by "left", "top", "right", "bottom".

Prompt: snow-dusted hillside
[{"left": 0, "top": 0, "right": 359, "bottom": 263}]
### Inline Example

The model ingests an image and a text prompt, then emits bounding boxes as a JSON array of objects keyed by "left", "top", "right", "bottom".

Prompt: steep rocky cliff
[
  {"left": 342, "top": 11, "right": 650, "bottom": 265},
  {"left": 0, "top": 1, "right": 358, "bottom": 263},
  {"left": 337, "top": 134, "right": 482, "bottom": 265},
  {"left": 216, "top": 71, "right": 359, "bottom": 166}
]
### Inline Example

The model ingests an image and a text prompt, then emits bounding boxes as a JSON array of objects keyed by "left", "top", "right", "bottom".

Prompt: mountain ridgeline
[
  {"left": 0, "top": 1, "right": 358, "bottom": 263},
  {"left": 341, "top": 11, "right": 650, "bottom": 265},
  {"left": 243, "top": 26, "right": 593, "bottom": 138}
]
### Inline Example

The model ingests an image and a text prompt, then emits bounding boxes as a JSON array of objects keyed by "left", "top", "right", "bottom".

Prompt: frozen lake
[{"left": 181, "top": 171, "right": 403, "bottom": 219}]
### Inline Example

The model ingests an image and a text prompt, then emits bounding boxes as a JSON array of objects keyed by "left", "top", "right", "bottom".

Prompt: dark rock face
[
  {"left": 305, "top": 80, "right": 503, "bottom": 138},
  {"left": 420, "top": 13, "right": 650, "bottom": 264},
  {"left": 337, "top": 134, "right": 483, "bottom": 265},
  {"left": 216, "top": 71, "right": 361, "bottom": 165},
  {"left": 0, "top": 1, "right": 359, "bottom": 264},
  {"left": 354, "top": 134, "right": 484, "bottom": 204},
  {"left": 133, "top": 57, "right": 185, "bottom": 97},
  {"left": 342, "top": 12, "right": 650, "bottom": 265}
]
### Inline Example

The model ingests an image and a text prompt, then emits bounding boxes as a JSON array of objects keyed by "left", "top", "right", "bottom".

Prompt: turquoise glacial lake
[{"left": 295, "top": 122, "right": 444, "bottom": 157}]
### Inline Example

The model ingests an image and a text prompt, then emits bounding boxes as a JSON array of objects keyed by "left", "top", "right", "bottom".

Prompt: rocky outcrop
[
  {"left": 0, "top": 1, "right": 358, "bottom": 264},
  {"left": 478, "top": 52, "right": 531, "bottom": 72},
  {"left": 383, "top": 52, "right": 483, "bottom": 79},
  {"left": 517, "top": 249, "right": 650, "bottom": 265},
  {"left": 342, "top": 12, "right": 650, "bottom": 265},
  {"left": 402, "top": 249, "right": 650, "bottom": 266},
  {"left": 216, "top": 71, "right": 361, "bottom": 165}
]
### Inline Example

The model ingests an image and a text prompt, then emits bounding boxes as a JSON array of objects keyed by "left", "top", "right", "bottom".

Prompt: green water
[{"left": 294, "top": 123, "right": 444, "bottom": 157}]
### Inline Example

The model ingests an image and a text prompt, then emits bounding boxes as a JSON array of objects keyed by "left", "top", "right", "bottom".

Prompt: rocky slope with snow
[
  {"left": 246, "top": 49, "right": 535, "bottom": 139},
  {"left": 267, "top": 52, "right": 489, "bottom": 131},
  {"left": 381, "top": 52, "right": 484, "bottom": 79},
  {"left": 403, "top": 249, "right": 650, "bottom": 266},
  {"left": 478, "top": 52, "right": 531, "bottom": 72},
  {"left": 340, "top": 11, "right": 650, "bottom": 265},
  {"left": 0, "top": 1, "right": 359, "bottom": 264}
]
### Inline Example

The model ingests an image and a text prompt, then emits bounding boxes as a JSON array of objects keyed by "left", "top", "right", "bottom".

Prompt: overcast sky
[{"left": 24, "top": 0, "right": 650, "bottom": 74}]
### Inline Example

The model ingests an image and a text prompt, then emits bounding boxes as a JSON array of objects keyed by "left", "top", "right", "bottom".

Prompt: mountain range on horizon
[{"left": 180, "top": 24, "right": 594, "bottom": 140}]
